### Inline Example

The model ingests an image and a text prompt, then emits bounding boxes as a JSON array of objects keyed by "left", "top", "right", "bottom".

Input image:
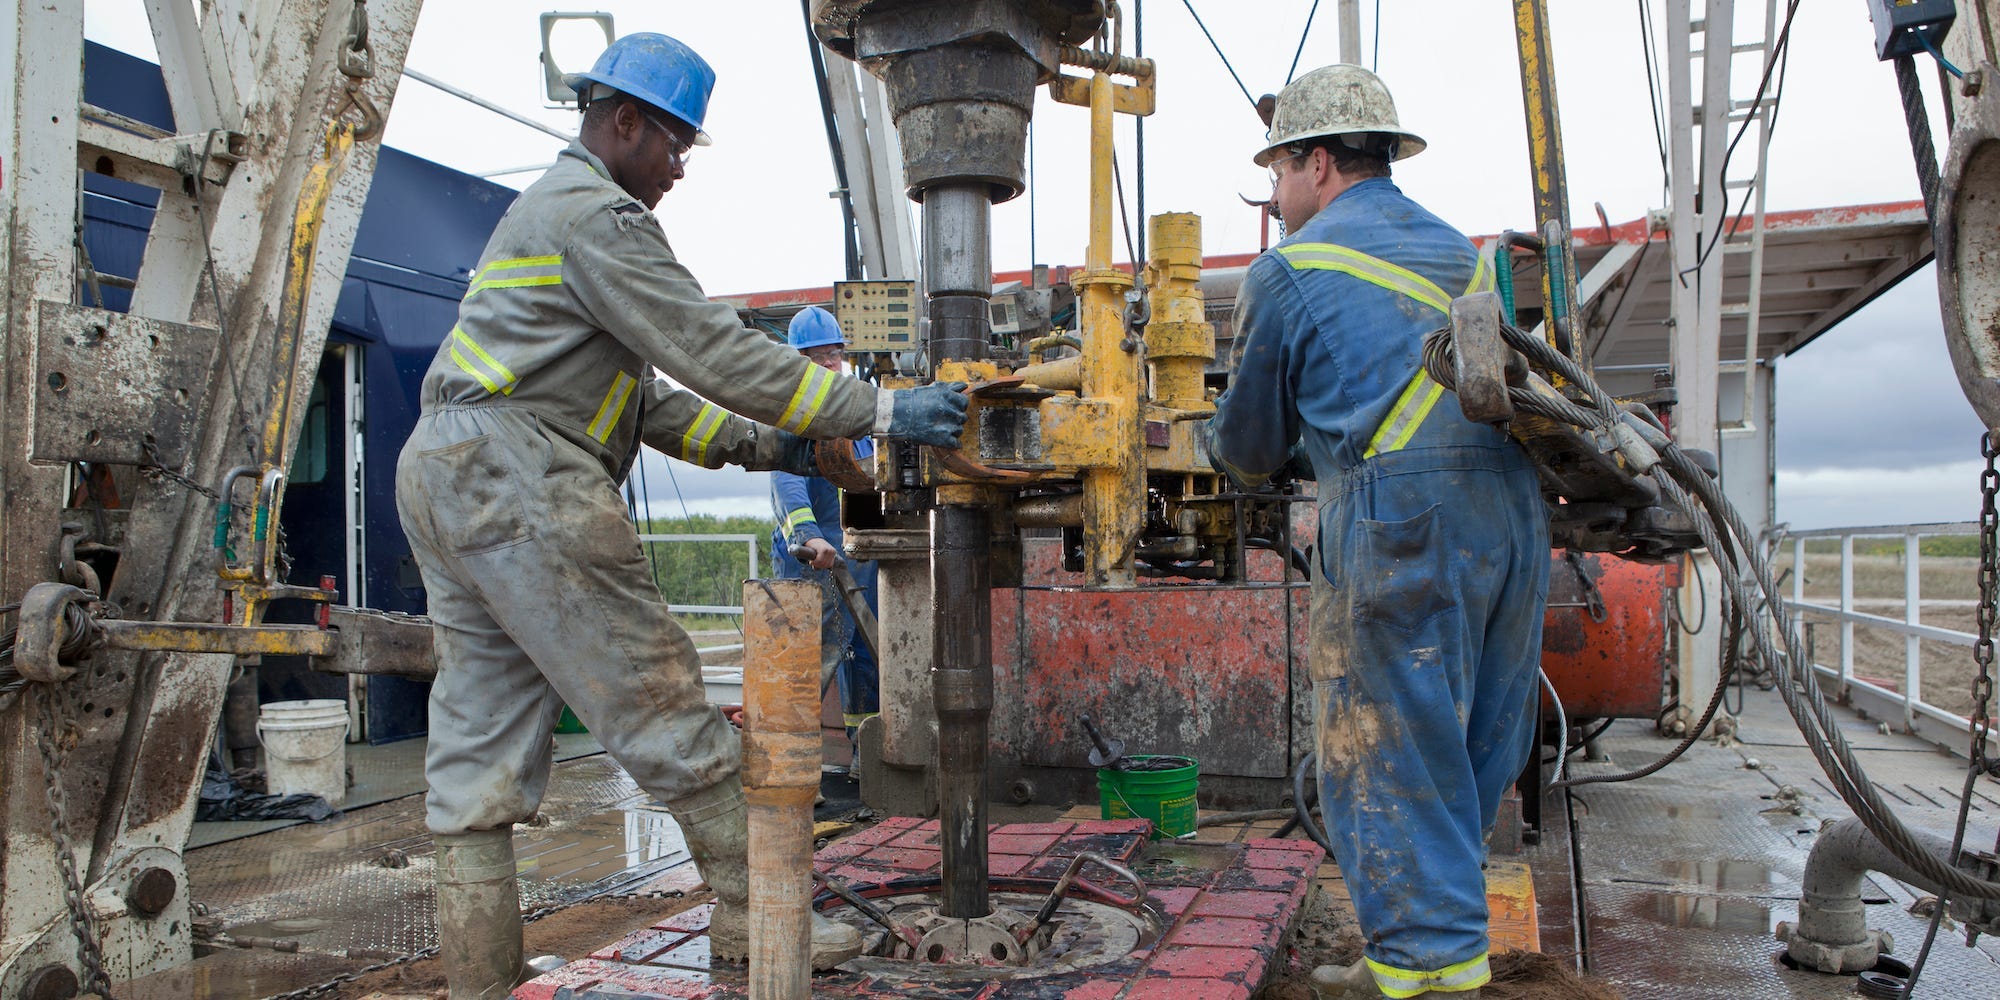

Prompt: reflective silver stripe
[
  {"left": 1365, "top": 954, "right": 1491, "bottom": 998},
  {"left": 448, "top": 326, "right": 518, "bottom": 395},
  {"left": 1276, "top": 242, "right": 1452, "bottom": 314},
  {"left": 679, "top": 402, "right": 728, "bottom": 466},
  {"left": 1465, "top": 245, "right": 1495, "bottom": 294},
  {"left": 586, "top": 371, "right": 637, "bottom": 442},
  {"left": 1363, "top": 369, "right": 1446, "bottom": 459}
]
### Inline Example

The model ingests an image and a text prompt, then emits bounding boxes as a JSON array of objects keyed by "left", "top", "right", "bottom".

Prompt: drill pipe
[
  {"left": 931, "top": 504, "right": 994, "bottom": 919},
  {"left": 923, "top": 177, "right": 997, "bottom": 921}
]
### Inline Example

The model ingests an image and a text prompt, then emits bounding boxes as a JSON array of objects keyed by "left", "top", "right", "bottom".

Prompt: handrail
[{"left": 1780, "top": 521, "right": 1997, "bottom": 759}]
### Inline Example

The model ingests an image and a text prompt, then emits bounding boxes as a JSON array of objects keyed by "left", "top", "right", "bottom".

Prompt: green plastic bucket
[{"left": 1097, "top": 755, "right": 1199, "bottom": 839}]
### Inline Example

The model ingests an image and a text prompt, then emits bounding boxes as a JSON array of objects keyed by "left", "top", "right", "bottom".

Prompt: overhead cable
[{"left": 1177, "top": 0, "right": 1260, "bottom": 111}]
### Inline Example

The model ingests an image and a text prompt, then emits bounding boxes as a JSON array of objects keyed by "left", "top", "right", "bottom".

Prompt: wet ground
[{"left": 123, "top": 683, "right": 2000, "bottom": 999}]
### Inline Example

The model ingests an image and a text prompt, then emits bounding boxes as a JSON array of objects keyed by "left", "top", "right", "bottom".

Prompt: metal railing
[
  {"left": 636, "top": 532, "right": 760, "bottom": 616},
  {"left": 1782, "top": 521, "right": 1990, "bottom": 756}
]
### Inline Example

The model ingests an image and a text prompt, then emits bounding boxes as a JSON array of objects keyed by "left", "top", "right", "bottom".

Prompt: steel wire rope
[
  {"left": 1899, "top": 446, "right": 1993, "bottom": 995},
  {"left": 1286, "top": 0, "right": 1321, "bottom": 85},
  {"left": 1176, "top": 0, "right": 1260, "bottom": 111},
  {"left": 1371, "top": 0, "right": 1380, "bottom": 72},
  {"left": 1482, "top": 319, "right": 2000, "bottom": 901}
]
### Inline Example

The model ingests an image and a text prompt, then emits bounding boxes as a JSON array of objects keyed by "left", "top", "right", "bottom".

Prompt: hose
[
  {"left": 1423, "top": 319, "right": 2000, "bottom": 903},
  {"left": 1289, "top": 751, "right": 1335, "bottom": 857}
]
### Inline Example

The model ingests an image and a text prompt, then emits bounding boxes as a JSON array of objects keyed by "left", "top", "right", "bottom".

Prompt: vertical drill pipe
[
  {"left": 1145, "top": 213, "right": 1213, "bottom": 412},
  {"left": 922, "top": 178, "right": 996, "bottom": 919},
  {"left": 932, "top": 504, "right": 993, "bottom": 918},
  {"left": 1338, "top": 0, "right": 1362, "bottom": 65},
  {"left": 742, "top": 579, "right": 822, "bottom": 998},
  {"left": 1511, "top": 0, "right": 1583, "bottom": 364},
  {"left": 1077, "top": 71, "right": 1143, "bottom": 587}
]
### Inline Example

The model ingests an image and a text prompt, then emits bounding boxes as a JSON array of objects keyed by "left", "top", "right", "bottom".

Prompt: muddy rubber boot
[
  {"left": 1310, "top": 963, "right": 1482, "bottom": 999},
  {"left": 673, "top": 777, "right": 864, "bottom": 970},
  {"left": 435, "top": 829, "right": 525, "bottom": 1000},
  {"left": 1310, "top": 962, "right": 1384, "bottom": 999}
]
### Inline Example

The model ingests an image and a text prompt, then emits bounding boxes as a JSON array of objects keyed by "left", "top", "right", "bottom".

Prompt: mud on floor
[{"left": 335, "top": 892, "right": 707, "bottom": 999}]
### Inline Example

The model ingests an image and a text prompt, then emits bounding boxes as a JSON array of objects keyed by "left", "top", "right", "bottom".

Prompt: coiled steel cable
[{"left": 1448, "top": 318, "right": 2000, "bottom": 902}]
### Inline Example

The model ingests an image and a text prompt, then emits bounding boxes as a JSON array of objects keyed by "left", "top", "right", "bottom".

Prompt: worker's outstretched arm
[
  {"left": 639, "top": 378, "right": 819, "bottom": 472},
  {"left": 564, "top": 212, "right": 887, "bottom": 441},
  {"left": 1206, "top": 260, "right": 1304, "bottom": 488}
]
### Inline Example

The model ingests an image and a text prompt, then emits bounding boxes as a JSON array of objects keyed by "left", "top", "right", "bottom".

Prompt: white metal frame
[
  {"left": 635, "top": 532, "right": 761, "bottom": 616},
  {"left": 1784, "top": 522, "right": 1998, "bottom": 758}
]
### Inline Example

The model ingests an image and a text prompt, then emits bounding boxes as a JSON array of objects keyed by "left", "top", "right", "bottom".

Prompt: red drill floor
[{"left": 515, "top": 816, "right": 1324, "bottom": 999}]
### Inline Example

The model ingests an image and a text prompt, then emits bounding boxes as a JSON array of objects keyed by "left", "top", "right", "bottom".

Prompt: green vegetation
[
  {"left": 633, "top": 513, "right": 778, "bottom": 626},
  {"left": 1799, "top": 534, "right": 1985, "bottom": 558}
]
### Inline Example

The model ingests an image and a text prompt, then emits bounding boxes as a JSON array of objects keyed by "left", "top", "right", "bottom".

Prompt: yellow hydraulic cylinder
[
  {"left": 741, "top": 579, "right": 821, "bottom": 1000},
  {"left": 1145, "top": 213, "right": 1213, "bottom": 413},
  {"left": 1075, "top": 70, "right": 1143, "bottom": 588}
]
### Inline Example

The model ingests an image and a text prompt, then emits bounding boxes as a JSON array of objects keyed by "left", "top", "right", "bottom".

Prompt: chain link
[
  {"left": 138, "top": 440, "right": 223, "bottom": 502},
  {"left": 1971, "top": 431, "right": 1999, "bottom": 780},
  {"left": 34, "top": 683, "right": 112, "bottom": 997}
]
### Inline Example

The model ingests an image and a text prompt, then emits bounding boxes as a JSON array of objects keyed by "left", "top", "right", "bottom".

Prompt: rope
[
  {"left": 1176, "top": 0, "right": 1260, "bottom": 111},
  {"left": 1286, "top": 0, "right": 1321, "bottom": 86},
  {"left": 1895, "top": 53, "right": 1943, "bottom": 226}
]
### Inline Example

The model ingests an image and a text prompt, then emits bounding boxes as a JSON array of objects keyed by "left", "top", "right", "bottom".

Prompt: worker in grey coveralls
[{"left": 394, "top": 33, "right": 969, "bottom": 996}]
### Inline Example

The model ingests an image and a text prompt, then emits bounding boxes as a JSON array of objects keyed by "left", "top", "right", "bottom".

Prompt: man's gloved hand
[
  {"left": 774, "top": 429, "right": 816, "bottom": 476},
  {"left": 886, "top": 382, "right": 970, "bottom": 447}
]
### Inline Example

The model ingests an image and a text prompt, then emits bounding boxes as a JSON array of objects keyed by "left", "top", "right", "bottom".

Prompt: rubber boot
[
  {"left": 435, "top": 829, "right": 525, "bottom": 1000},
  {"left": 1309, "top": 962, "right": 1482, "bottom": 999},
  {"left": 672, "top": 777, "right": 865, "bottom": 970}
]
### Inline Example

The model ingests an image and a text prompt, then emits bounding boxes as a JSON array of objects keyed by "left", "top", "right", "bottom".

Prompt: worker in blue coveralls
[
  {"left": 769, "top": 306, "right": 880, "bottom": 746},
  {"left": 1205, "top": 64, "right": 1549, "bottom": 1000}
]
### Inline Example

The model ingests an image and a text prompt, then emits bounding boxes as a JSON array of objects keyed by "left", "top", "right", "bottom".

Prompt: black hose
[{"left": 1290, "top": 751, "right": 1335, "bottom": 857}]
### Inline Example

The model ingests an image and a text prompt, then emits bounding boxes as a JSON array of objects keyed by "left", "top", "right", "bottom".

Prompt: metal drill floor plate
[
  {"left": 517, "top": 818, "right": 1326, "bottom": 1000},
  {"left": 182, "top": 754, "right": 689, "bottom": 961},
  {"left": 1560, "top": 687, "right": 2000, "bottom": 997}
]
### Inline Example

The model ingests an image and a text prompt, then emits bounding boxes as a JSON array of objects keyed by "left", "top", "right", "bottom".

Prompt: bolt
[
  {"left": 21, "top": 965, "right": 79, "bottom": 1000},
  {"left": 128, "top": 866, "right": 178, "bottom": 917},
  {"left": 1008, "top": 778, "right": 1037, "bottom": 804}
]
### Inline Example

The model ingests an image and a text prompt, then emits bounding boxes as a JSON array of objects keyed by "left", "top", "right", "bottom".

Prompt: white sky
[{"left": 82, "top": 1, "right": 1980, "bottom": 528}]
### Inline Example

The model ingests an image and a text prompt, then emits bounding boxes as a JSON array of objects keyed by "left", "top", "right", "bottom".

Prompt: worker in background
[
  {"left": 769, "top": 306, "right": 880, "bottom": 747},
  {"left": 1206, "top": 64, "right": 1547, "bottom": 1000},
  {"left": 394, "top": 33, "right": 968, "bottom": 996}
]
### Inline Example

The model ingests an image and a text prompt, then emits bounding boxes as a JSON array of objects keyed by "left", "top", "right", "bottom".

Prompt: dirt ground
[
  {"left": 334, "top": 892, "right": 707, "bottom": 999},
  {"left": 1252, "top": 886, "right": 1622, "bottom": 1000}
]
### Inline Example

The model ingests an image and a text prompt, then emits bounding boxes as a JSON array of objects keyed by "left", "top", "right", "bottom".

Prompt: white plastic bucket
[{"left": 256, "top": 699, "right": 349, "bottom": 807}]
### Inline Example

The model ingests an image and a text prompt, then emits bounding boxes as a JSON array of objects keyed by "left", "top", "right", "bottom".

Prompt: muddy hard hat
[
  {"left": 1253, "top": 63, "right": 1425, "bottom": 167},
  {"left": 565, "top": 32, "right": 716, "bottom": 146},
  {"left": 787, "top": 306, "right": 845, "bottom": 351}
]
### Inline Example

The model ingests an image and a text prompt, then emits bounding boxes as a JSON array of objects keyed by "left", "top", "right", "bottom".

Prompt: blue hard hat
[
  {"left": 564, "top": 33, "right": 716, "bottom": 146},
  {"left": 787, "top": 306, "right": 845, "bottom": 351}
]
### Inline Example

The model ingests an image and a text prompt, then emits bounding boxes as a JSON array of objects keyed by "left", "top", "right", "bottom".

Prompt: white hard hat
[{"left": 1253, "top": 63, "right": 1426, "bottom": 167}]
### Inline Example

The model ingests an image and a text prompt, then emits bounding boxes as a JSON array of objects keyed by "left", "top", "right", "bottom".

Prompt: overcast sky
[{"left": 82, "top": 1, "right": 1984, "bottom": 529}]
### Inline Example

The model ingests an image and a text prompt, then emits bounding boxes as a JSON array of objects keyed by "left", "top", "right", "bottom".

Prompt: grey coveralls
[{"left": 396, "top": 139, "right": 886, "bottom": 836}]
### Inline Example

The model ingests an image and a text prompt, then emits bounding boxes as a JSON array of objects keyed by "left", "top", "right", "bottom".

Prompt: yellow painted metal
[
  {"left": 1511, "top": 0, "right": 1580, "bottom": 364},
  {"left": 1047, "top": 73, "right": 1155, "bottom": 115},
  {"left": 1145, "top": 213, "right": 1213, "bottom": 413},
  {"left": 95, "top": 619, "right": 337, "bottom": 657},
  {"left": 1075, "top": 71, "right": 1144, "bottom": 587},
  {"left": 1013, "top": 354, "right": 1082, "bottom": 392}
]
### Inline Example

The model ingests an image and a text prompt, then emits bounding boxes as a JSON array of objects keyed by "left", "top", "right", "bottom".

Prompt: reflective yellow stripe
[
  {"left": 841, "top": 711, "right": 879, "bottom": 727},
  {"left": 586, "top": 371, "right": 637, "bottom": 442},
  {"left": 449, "top": 327, "right": 517, "bottom": 395},
  {"left": 1363, "top": 369, "right": 1446, "bottom": 459},
  {"left": 465, "top": 254, "right": 564, "bottom": 300},
  {"left": 777, "top": 365, "right": 834, "bottom": 433},
  {"left": 1277, "top": 242, "right": 1453, "bottom": 314},
  {"left": 784, "top": 507, "right": 816, "bottom": 532},
  {"left": 1364, "top": 954, "right": 1491, "bottom": 998},
  {"left": 680, "top": 403, "right": 728, "bottom": 466},
  {"left": 1465, "top": 245, "right": 1495, "bottom": 294}
]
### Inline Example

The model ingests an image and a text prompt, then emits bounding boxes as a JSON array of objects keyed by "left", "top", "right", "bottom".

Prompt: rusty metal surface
[
  {"left": 1563, "top": 689, "right": 2000, "bottom": 996},
  {"left": 1541, "top": 551, "right": 1675, "bottom": 720},
  {"left": 312, "top": 607, "right": 437, "bottom": 678},
  {"left": 31, "top": 304, "right": 217, "bottom": 467}
]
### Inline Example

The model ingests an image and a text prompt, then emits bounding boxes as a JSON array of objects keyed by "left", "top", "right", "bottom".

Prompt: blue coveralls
[
  {"left": 1207, "top": 178, "right": 1550, "bottom": 997},
  {"left": 770, "top": 467, "right": 880, "bottom": 733}
]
